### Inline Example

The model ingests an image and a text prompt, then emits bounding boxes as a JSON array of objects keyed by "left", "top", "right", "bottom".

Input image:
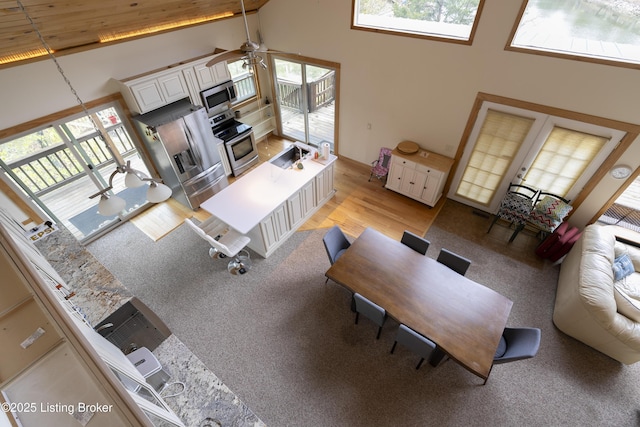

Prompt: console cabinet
[{"left": 386, "top": 146, "right": 453, "bottom": 207}]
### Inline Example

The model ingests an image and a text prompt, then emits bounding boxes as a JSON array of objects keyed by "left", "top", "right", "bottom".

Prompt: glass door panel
[
  {"left": 0, "top": 102, "right": 151, "bottom": 241},
  {"left": 272, "top": 56, "right": 337, "bottom": 151}
]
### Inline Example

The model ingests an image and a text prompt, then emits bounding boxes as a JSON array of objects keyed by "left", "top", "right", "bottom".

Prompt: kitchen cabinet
[
  {"left": 116, "top": 52, "right": 230, "bottom": 114},
  {"left": 205, "top": 145, "right": 337, "bottom": 259},
  {"left": 288, "top": 180, "right": 316, "bottom": 229},
  {"left": 315, "top": 162, "right": 335, "bottom": 205},
  {"left": 386, "top": 145, "right": 453, "bottom": 207},
  {"left": 121, "top": 69, "right": 189, "bottom": 114},
  {"left": 259, "top": 203, "right": 290, "bottom": 251}
]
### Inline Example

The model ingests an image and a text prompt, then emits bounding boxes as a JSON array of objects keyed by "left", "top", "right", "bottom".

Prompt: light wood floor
[{"left": 132, "top": 136, "right": 444, "bottom": 241}]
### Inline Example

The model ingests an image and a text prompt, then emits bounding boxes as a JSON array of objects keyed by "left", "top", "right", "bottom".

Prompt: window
[
  {"left": 352, "top": 0, "right": 484, "bottom": 43},
  {"left": 455, "top": 109, "right": 535, "bottom": 205},
  {"left": 509, "top": 0, "right": 640, "bottom": 68},
  {"left": 227, "top": 60, "right": 257, "bottom": 103}
]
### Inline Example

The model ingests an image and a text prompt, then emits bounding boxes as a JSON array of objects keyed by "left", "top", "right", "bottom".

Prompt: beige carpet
[{"left": 86, "top": 220, "right": 640, "bottom": 426}]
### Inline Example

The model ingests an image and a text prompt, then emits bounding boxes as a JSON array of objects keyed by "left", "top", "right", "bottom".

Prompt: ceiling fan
[{"left": 206, "top": 0, "right": 280, "bottom": 70}]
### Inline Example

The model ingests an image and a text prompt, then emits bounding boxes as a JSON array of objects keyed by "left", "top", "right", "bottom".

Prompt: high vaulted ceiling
[{"left": 0, "top": 0, "right": 269, "bottom": 67}]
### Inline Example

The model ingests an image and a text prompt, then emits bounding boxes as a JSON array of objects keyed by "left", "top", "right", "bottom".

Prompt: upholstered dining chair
[
  {"left": 487, "top": 183, "right": 539, "bottom": 243},
  {"left": 485, "top": 327, "right": 541, "bottom": 385},
  {"left": 323, "top": 225, "right": 351, "bottom": 284},
  {"left": 353, "top": 293, "right": 387, "bottom": 339},
  {"left": 369, "top": 147, "right": 392, "bottom": 184},
  {"left": 437, "top": 248, "right": 471, "bottom": 276},
  {"left": 400, "top": 230, "right": 430, "bottom": 255},
  {"left": 526, "top": 192, "right": 573, "bottom": 237},
  {"left": 390, "top": 324, "right": 437, "bottom": 369},
  {"left": 184, "top": 217, "right": 252, "bottom": 275}
]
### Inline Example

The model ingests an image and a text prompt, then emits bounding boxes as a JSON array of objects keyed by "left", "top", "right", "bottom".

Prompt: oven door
[{"left": 225, "top": 131, "right": 258, "bottom": 176}]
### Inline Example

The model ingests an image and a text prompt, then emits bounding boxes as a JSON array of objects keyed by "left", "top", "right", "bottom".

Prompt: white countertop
[{"left": 200, "top": 149, "right": 337, "bottom": 235}]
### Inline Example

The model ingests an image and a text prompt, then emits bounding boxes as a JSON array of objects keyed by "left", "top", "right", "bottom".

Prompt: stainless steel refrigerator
[{"left": 133, "top": 99, "right": 228, "bottom": 209}]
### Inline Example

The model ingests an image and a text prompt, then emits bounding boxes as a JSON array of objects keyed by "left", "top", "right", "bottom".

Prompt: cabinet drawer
[
  {"left": 416, "top": 163, "right": 444, "bottom": 179},
  {"left": 392, "top": 156, "right": 416, "bottom": 169}
]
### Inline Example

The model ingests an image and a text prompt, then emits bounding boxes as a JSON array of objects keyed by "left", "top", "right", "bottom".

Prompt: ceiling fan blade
[{"left": 206, "top": 49, "right": 243, "bottom": 67}]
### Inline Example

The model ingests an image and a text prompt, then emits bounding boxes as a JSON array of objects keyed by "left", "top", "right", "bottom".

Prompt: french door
[
  {"left": 449, "top": 101, "right": 625, "bottom": 213},
  {"left": 0, "top": 102, "right": 151, "bottom": 242},
  {"left": 271, "top": 55, "right": 338, "bottom": 151}
]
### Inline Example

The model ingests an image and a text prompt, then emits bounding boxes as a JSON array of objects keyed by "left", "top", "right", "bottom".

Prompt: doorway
[
  {"left": 271, "top": 55, "right": 339, "bottom": 152},
  {"left": 0, "top": 101, "right": 151, "bottom": 242},
  {"left": 449, "top": 101, "right": 625, "bottom": 213}
]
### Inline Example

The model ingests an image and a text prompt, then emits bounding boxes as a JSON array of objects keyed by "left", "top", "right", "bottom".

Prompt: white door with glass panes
[{"left": 448, "top": 102, "right": 625, "bottom": 213}]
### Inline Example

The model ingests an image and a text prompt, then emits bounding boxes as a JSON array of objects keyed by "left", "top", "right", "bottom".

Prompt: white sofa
[{"left": 553, "top": 224, "right": 640, "bottom": 364}]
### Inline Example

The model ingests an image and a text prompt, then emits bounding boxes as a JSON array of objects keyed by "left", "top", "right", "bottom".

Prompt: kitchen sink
[{"left": 270, "top": 145, "right": 310, "bottom": 169}]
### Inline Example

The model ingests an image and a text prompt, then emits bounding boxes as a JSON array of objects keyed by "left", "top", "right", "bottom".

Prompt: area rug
[{"left": 68, "top": 185, "right": 148, "bottom": 236}]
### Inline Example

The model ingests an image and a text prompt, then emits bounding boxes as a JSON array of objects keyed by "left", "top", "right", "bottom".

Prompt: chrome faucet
[{"left": 297, "top": 146, "right": 304, "bottom": 160}]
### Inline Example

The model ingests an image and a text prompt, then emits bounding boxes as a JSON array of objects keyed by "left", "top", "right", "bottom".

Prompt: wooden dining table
[{"left": 325, "top": 227, "right": 513, "bottom": 381}]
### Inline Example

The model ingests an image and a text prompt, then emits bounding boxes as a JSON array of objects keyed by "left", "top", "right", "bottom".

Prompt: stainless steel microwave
[{"left": 200, "top": 80, "right": 237, "bottom": 115}]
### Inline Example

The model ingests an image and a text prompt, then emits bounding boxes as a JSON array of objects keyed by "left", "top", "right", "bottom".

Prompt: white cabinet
[
  {"left": 239, "top": 104, "right": 276, "bottom": 141},
  {"left": 288, "top": 180, "right": 316, "bottom": 229},
  {"left": 117, "top": 52, "right": 230, "bottom": 114},
  {"left": 259, "top": 203, "right": 290, "bottom": 252},
  {"left": 385, "top": 145, "right": 453, "bottom": 207},
  {"left": 120, "top": 69, "right": 189, "bottom": 114},
  {"left": 315, "top": 162, "right": 335, "bottom": 205}
]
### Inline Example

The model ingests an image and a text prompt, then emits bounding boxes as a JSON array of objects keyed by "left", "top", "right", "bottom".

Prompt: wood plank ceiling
[{"left": 0, "top": 0, "right": 269, "bottom": 68}]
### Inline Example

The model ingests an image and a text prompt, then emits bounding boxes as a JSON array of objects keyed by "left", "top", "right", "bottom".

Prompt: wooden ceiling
[{"left": 0, "top": 0, "right": 270, "bottom": 67}]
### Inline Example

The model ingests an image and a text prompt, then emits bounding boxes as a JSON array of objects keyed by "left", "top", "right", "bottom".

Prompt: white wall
[
  {"left": 258, "top": 0, "right": 640, "bottom": 226},
  {"left": 1, "top": 0, "right": 639, "bottom": 227},
  {"left": 0, "top": 15, "right": 253, "bottom": 129}
]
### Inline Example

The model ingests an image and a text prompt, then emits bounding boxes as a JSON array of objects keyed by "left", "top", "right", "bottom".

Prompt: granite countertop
[{"left": 35, "top": 226, "right": 265, "bottom": 427}]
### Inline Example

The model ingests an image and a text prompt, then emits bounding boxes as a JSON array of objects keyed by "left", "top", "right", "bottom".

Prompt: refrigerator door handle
[
  {"left": 183, "top": 163, "right": 222, "bottom": 186},
  {"left": 182, "top": 120, "right": 204, "bottom": 167},
  {"left": 189, "top": 173, "right": 227, "bottom": 198}
]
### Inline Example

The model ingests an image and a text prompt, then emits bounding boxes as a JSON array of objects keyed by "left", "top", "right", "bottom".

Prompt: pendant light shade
[
  {"left": 124, "top": 170, "right": 145, "bottom": 188},
  {"left": 146, "top": 181, "right": 172, "bottom": 203},
  {"left": 98, "top": 194, "right": 126, "bottom": 216}
]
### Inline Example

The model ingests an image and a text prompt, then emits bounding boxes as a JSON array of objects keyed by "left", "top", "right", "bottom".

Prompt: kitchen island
[{"left": 200, "top": 142, "right": 337, "bottom": 258}]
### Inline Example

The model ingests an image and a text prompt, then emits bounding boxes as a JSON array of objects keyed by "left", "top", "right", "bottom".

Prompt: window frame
[
  {"left": 506, "top": 0, "right": 640, "bottom": 71},
  {"left": 351, "top": 0, "right": 486, "bottom": 45}
]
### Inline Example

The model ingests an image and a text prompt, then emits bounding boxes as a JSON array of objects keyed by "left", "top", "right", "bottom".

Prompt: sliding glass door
[
  {"left": 271, "top": 55, "right": 338, "bottom": 151},
  {"left": 450, "top": 102, "right": 625, "bottom": 213},
  {"left": 0, "top": 102, "right": 150, "bottom": 241}
]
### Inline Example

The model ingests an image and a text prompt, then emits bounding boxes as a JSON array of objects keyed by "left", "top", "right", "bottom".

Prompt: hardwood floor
[{"left": 132, "top": 136, "right": 444, "bottom": 241}]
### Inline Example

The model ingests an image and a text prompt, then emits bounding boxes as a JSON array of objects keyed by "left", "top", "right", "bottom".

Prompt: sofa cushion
[
  {"left": 614, "top": 275, "right": 640, "bottom": 322},
  {"left": 613, "top": 254, "right": 635, "bottom": 281}
]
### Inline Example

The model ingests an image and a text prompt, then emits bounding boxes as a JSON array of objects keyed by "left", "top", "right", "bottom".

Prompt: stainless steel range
[{"left": 210, "top": 110, "right": 258, "bottom": 177}]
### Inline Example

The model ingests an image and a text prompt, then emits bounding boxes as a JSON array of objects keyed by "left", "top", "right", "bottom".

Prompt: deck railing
[
  {"left": 276, "top": 70, "right": 336, "bottom": 113},
  {"left": 7, "top": 125, "right": 136, "bottom": 196}
]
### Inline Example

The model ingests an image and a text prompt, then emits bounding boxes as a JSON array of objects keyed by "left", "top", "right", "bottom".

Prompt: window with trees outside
[
  {"left": 509, "top": 0, "right": 640, "bottom": 69},
  {"left": 352, "top": 0, "right": 484, "bottom": 43},
  {"left": 227, "top": 59, "right": 257, "bottom": 103}
]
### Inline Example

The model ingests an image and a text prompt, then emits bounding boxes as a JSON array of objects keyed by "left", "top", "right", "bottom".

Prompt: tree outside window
[
  {"left": 227, "top": 60, "right": 257, "bottom": 103},
  {"left": 353, "top": 0, "right": 483, "bottom": 42}
]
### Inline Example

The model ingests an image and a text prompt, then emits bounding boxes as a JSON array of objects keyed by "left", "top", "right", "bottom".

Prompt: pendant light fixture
[{"left": 18, "top": 0, "right": 171, "bottom": 217}]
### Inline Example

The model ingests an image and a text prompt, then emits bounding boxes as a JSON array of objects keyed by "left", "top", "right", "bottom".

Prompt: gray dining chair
[
  {"left": 401, "top": 230, "right": 430, "bottom": 255},
  {"left": 323, "top": 225, "right": 351, "bottom": 283},
  {"left": 437, "top": 248, "right": 471, "bottom": 276},
  {"left": 390, "top": 324, "right": 436, "bottom": 369},
  {"left": 353, "top": 293, "right": 386, "bottom": 339},
  {"left": 485, "top": 327, "right": 541, "bottom": 384}
]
